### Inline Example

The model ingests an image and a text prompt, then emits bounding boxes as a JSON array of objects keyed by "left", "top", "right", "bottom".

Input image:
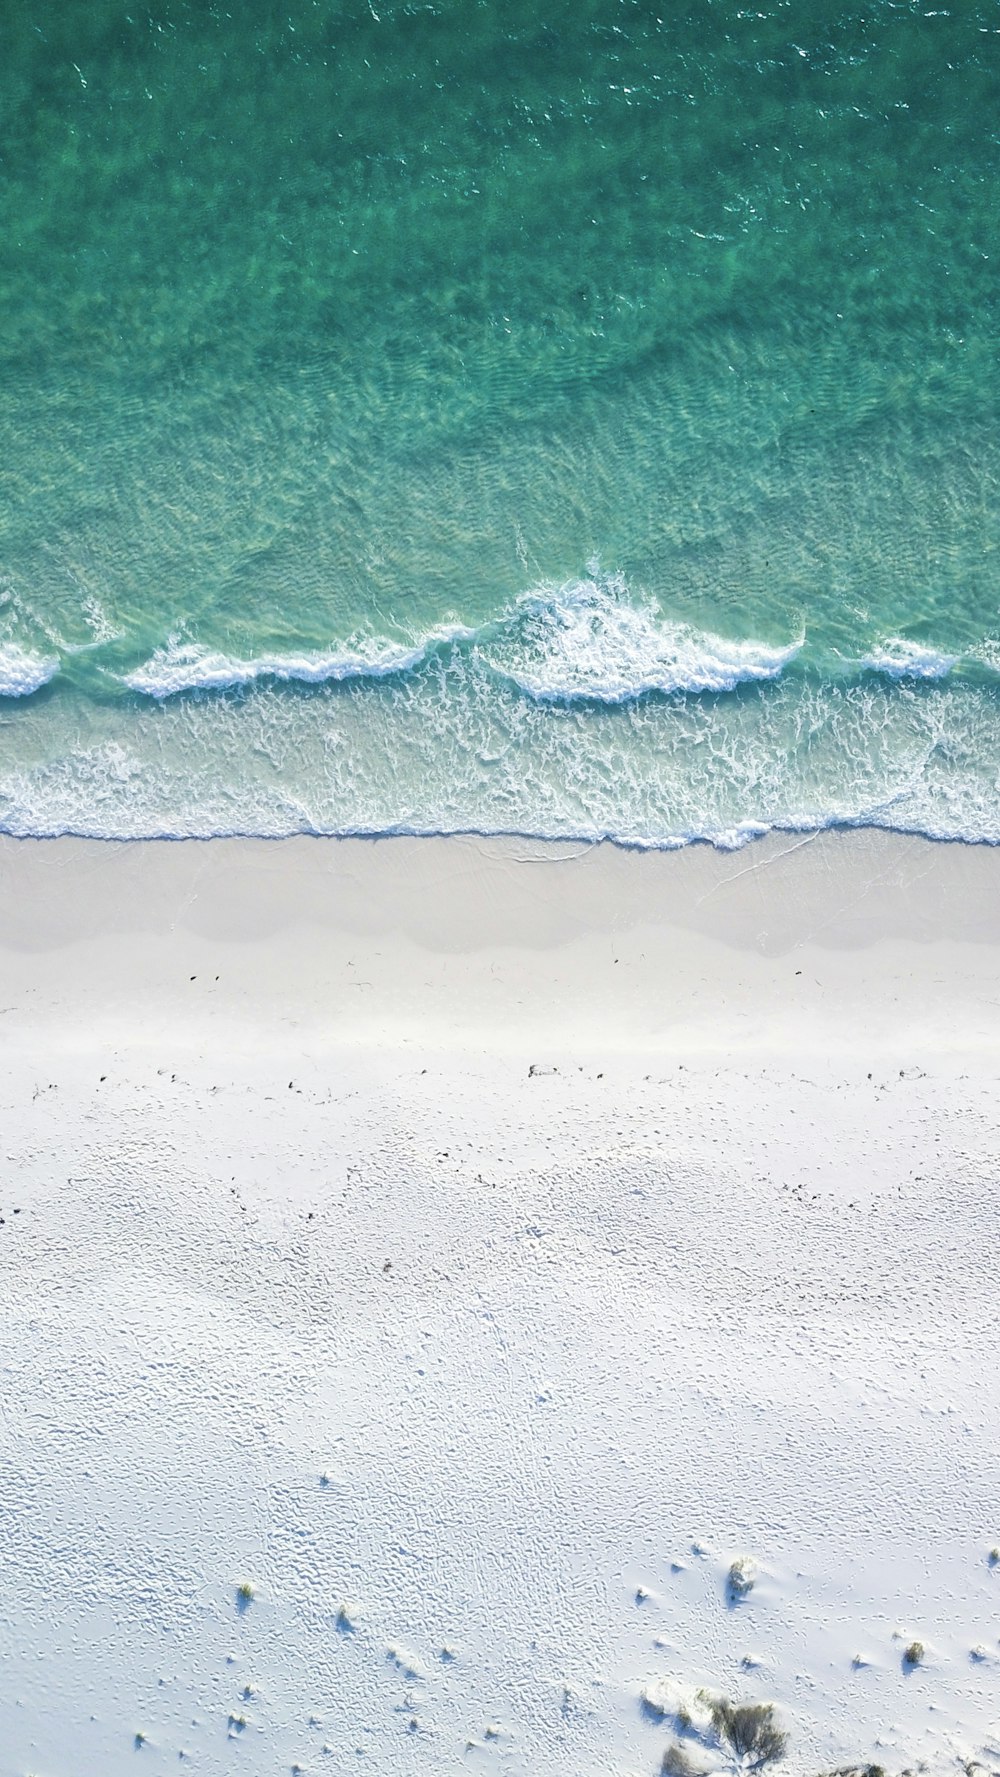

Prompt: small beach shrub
[
  {"left": 662, "top": 1745, "right": 700, "bottom": 1777},
  {"left": 710, "top": 1697, "right": 788, "bottom": 1769},
  {"left": 728, "top": 1557, "right": 757, "bottom": 1601},
  {"left": 903, "top": 1641, "right": 924, "bottom": 1667},
  {"left": 820, "top": 1767, "right": 885, "bottom": 1777}
]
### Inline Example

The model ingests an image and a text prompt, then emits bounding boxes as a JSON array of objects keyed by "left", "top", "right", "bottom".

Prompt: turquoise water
[{"left": 2, "top": 0, "right": 999, "bottom": 843}]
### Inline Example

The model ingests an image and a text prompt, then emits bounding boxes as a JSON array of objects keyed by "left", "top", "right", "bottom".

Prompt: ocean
[{"left": 2, "top": 0, "right": 999, "bottom": 846}]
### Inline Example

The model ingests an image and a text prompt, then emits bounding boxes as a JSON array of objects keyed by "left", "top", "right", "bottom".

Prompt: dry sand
[{"left": 0, "top": 830, "right": 998, "bottom": 1777}]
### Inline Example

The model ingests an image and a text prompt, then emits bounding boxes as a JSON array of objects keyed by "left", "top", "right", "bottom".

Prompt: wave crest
[
  {"left": 481, "top": 573, "right": 801, "bottom": 702},
  {"left": 0, "top": 642, "right": 59, "bottom": 697},
  {"left": 861, "top": 638, "right": 958, "bottom": 681},
  {"left": 119, "top": 631, "right": 471, "bottom": 698},
  {"left": 119, "top": 579, "right": 800, "bottom": 704}
]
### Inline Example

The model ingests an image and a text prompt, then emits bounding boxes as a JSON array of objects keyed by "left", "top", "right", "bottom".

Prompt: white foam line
[
  {"left": 119, "top": 576, "right": 803, "bottom": 704},
  {"left": 0, "top": 642, "right": 59, "bottom": 697},
  {"left": 119, "top": 630, "right": 475, "bottom": 698},
  {"left": 482, "top": 574, "right": 803, "bottom": 702},
  {"left": 861, "top": 638, "right": 959, "bottom": 681}
]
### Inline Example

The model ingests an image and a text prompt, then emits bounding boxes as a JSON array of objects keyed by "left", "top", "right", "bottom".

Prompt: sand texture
[{"left": 0, "top": 832, "right": 998, "bottom": 1777}]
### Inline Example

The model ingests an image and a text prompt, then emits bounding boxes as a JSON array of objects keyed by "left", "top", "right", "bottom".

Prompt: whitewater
[{"left": 1, "top": 574, "right": 999, "bottom": 849}]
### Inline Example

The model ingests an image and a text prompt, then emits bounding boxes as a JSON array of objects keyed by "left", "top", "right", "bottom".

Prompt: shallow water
[{"left": 2, "top": 0, "right": 999, "bottom": 843}]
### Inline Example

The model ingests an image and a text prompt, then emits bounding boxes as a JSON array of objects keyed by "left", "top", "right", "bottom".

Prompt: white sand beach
[{"left": 1, "top": 831, "right": 998, "bottom": 1777}]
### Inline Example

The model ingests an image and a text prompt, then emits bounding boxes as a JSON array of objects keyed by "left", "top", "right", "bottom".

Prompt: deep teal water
[{"left": 2, "top": 0, "right": 999, "bottom": 843}]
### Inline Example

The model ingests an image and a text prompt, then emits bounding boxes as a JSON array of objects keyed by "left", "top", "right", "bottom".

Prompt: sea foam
[
  {"left": 0, "top": 642, "right": 59, "bottom": 697},
  {"left": 119, "top": 577, "right": 801, "bottom": 704},
  {"left": 482, "top": 573, "right": 801, "bottom": 702},
  {"left": 119, "top": 631, "right": 472, "bottom": 698},
  {"left": 861, "top": 638, "right": 959, "bottom": 680}
]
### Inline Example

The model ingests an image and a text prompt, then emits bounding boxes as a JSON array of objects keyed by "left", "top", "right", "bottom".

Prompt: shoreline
[
  {"left": 2, "top": 824, "right": 999, "bottom": 1052},
  {"left": 1, "top": 828, "right": 998, "bottom": 1776},
  {"left": 3, "top": 818, "right": 1000, "bottom": 854}
]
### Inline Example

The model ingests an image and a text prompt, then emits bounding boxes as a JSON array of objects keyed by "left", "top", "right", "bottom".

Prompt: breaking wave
[
  {"left": 5, "top": 582, "right": 996, "bottom": 722},
  {"left": 119, "top": 628, "right": 477, "bottom": 697},
  {"left": 118, "top": 575, "right": 800, "bottom": 704},
  {"left": 0, "top": 642, "right": 59, "bottom": 698},
  {"left": 860, "top": 638, "right": 959, "bottom": 681},
  {"left": 481, "top": 574, "right": 801, "bottom": 701}
]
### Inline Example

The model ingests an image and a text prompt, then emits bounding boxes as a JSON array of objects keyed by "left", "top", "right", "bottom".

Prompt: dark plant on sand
[
  {"left": 709, "top": 1698, "right": 788, "bottom": 1769},
  {"left": 660, "top": 1695, "right": 788, "bottom": 1776},
  {"left": 662, "top": 1745, "right": 700, "bottom": 1777}
]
